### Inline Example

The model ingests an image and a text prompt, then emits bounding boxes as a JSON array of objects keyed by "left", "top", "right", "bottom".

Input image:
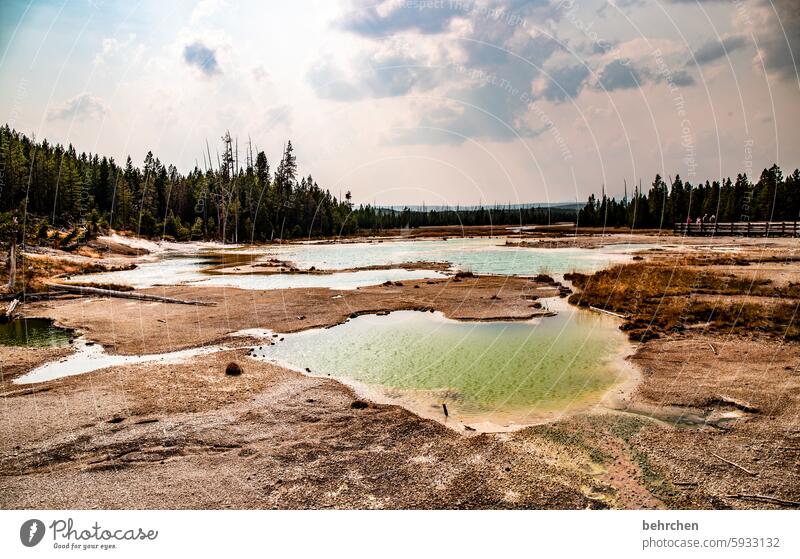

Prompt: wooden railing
[{"left": 673, "top": 221, "right": 799, "bottom": 237}]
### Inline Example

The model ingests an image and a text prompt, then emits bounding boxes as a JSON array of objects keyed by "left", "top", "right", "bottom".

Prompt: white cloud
[
  {"left": 190, "top": 0, "right": 228, "bottom": 26},
  {"left": 94, "top": 33, "right": 137, "bottom": 65},
  {"left": 46, "top": 93, "right": 108, "bottom": 121}
]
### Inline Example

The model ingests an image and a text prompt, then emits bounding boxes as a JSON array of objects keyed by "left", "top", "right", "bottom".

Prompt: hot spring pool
[{"left": 250, "top": 304, "right": 633, "bottom": 430}]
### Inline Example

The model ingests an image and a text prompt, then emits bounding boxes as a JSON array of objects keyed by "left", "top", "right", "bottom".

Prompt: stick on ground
[
  {"left": 725, "top": 494, "right": 800, "bottom": 507},
  {"left": 711, "top": 452, "right": 757, "bottom": 476},
  {"left": 46, "top": 283, "right": 215, "bottom": 306}
]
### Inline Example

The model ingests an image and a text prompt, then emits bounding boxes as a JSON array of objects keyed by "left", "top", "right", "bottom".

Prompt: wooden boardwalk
[{"left": 674, "top": 221, "right": 799, "bottom": 237}]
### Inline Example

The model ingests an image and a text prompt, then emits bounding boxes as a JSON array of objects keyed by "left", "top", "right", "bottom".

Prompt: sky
[{"left": 1, "top": 0, "right": 798, "bottom": 206}]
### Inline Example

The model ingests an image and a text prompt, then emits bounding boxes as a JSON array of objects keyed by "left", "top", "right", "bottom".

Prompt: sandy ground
[{"left": 1, "top": 233, "right": 798, "bottom": 509}]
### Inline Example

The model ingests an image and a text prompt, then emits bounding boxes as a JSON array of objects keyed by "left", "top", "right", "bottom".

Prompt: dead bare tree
[{"left": 7, "top": 217, "right": 17, "bottom": 290}]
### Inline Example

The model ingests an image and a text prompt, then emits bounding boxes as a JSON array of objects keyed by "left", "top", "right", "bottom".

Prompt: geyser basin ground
[{"left": 251, "top": 305, "right": 633, "bottom": 430}]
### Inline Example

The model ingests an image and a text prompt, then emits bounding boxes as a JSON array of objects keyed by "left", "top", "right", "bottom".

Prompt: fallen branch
[
  {"left": 46, "top": 283, "right": 215, "bottom": 306},
  {"left": 1, "top": 298, "right": 19, "bottom": 323},
  {"left": 725, "top": 494, "right": 800, "bottom": 507},
  {"left": 704, "top": 395, "right": 760, "bottom": 414},
  {"left": 711, "top": 452, "right": 757, "bottom": 476},
  {"left": 589, "top": 306, "right": 628, "bottom": 319}
]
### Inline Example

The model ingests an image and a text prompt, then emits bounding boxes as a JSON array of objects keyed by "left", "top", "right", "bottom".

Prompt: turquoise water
[
  {"left": 251, "top": 307, "right": 629, "bottom": 428},
  {"left": 245, "top": 237, "right": 652, "bottom": 275},
  {"left": 67, "top": 238, "right": 652, "bottom": 290}
]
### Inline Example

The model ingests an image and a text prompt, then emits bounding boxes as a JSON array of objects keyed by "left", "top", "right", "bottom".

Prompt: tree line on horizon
[
  {"left": 578, "top": 166, "right": 800, "bottom": 229},
  {"left": 2, "top": 125, "right": 798, "bottom": 244},
  {"left": 0, "top": 125, "right": 576, "bottom": 242}
]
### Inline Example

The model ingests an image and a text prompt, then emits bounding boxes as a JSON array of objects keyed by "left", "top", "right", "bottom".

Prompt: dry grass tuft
[{"left": 567, "top": 259, "right": 799, "bottom": 341}]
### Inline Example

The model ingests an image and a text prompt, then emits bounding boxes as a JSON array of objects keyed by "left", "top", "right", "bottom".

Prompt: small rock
[
  {"left": 225, "top": 362, "right": 243, "bottom": 376},
  {"left": 350, "top": 400, "right": 369, "bottom": 409}
]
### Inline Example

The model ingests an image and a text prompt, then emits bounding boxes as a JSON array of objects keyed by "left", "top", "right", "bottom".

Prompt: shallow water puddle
[
  {"left": 67, "top": 255, "right": 211, "bottom": 289},
  {"left": 250, "top": 305, "right": 633, "bottom": 430},
  {"left": 68, "top": 257, "right": 445, "bottom": 290},
  {"left": 0, "top": 318, "right": 73, "bottom": 348},
  {"left": 14, "top": 338, "right": 227, "bottom": 384}
]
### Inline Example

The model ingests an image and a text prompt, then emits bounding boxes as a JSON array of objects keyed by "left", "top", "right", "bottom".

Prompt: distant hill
[{"left": 379, "top": 202, "right": 583, "bottom": 212}]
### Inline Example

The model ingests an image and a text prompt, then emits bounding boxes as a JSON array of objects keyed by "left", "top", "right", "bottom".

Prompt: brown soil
[{"left": 504, "top": 234, "right": 658, "bottom": 249}]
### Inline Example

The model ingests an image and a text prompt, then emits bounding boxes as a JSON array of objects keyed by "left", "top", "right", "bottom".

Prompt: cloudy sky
[{"left": 1, "top": 0, "right": 798, "bottom": 205}]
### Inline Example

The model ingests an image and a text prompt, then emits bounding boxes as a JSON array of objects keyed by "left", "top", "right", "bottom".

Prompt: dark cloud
[
  {"left": 306, "top": 58, "right": 364, "bottom": 101},
  {"left": 670, "top": 70, "right": 696, "bottom": 86},
  {"left": 753, "top": 0, "right": 800, "bottom": 81},
  {"left": 362, "top": 55, "right": 435, "bottom": 97},
  {"left": 307, "top": 54, "right": 433, "bottom": 101},
  {"left": 321, "top": 0, "right": 706, "bottom": 145},
  {"left": 595, "top": 58, "right": 695, "bottom": 92},
  {"left": 540, "top": 64, "right": 589, "bottom": 102},
  {"left": 338, "top": 0, "right": 464, "bottom": 37},
  {"left": 690, "top": 35, "right": 747, "bottom": 65},
  {"left": 597, "top": 59, "right": 642, "bottom": 90},
  {"left": 47, "top": 93, "right": 107, "bottom": 121},
  {"left": 667, "top": 0, "right": 798, "bottom": 81},
  {"left": 183, "top": 41, "right": 220, "bottom": 76},
  {"left": 387, "top": 92, "right": 534, "bottom": 146},
  {"left": 317, "top": 0, "right": 565, "bottom": 143}
]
